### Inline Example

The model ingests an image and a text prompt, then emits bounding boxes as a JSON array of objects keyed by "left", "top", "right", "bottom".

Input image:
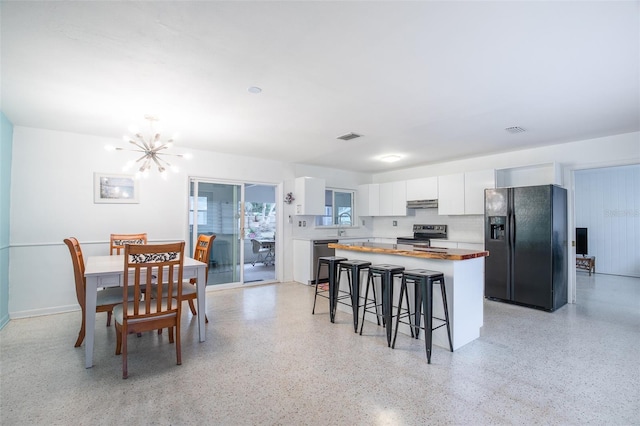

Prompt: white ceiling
[{"left": 2, "top": 1, "right": 638, "bottom": 173}]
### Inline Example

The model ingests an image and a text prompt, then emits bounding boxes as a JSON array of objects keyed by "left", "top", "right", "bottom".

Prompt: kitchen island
[{"left": 329, "top": 242, "right": 489, "bottom": 351}]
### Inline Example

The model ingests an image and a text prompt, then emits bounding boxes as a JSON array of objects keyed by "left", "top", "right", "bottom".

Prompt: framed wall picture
[{"left": 94, "top": 173, "right": 139, "bottom": 204}]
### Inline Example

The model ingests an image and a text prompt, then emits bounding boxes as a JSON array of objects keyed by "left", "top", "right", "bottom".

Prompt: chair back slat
[{"left": 110, "top": 233, "right": 148, "bottom": 255}]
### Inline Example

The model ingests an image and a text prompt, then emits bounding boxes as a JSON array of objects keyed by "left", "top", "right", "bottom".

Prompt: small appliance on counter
[{"left": 397, "top": 224, "right": 447, "bottom": 246}]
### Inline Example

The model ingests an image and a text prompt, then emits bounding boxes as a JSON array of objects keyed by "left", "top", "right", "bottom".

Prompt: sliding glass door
[{"left": 189, "top": 179, "right": 277, "bottom": 286}]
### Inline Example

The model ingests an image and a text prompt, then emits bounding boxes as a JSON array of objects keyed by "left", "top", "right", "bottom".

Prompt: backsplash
[
  {"left": 291, "top": 209, "right": 484, "bottom": 243},
  {"left": 371, "top": 209, "right": 484, "bottom": 242}
]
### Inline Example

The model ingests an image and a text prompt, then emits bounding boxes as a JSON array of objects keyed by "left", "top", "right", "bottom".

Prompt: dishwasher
[{"left": 311, "top": 239, "right": 339, "bottom": 284}]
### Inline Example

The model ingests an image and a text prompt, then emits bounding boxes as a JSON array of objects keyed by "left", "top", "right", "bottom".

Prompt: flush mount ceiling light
[
  {"left": 379, "top": 154, "right": 402, "bottom": 163},
  {"left": 247, "top": 86, "right": 262, "bottom": 94},
  {"left": 505, "top": 126, "right": 526, "bottom": 134},
  {"left": 105, "top": 115, "right": 190, "bottom": 179}
]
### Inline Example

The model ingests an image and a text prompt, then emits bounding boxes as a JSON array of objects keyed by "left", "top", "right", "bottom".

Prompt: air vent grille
[
  {"left": 336, "top": 132, "right": 362, "bottom": 141},
  {"left": 505, "top": 126, "right": 526, "bottom": 134}
]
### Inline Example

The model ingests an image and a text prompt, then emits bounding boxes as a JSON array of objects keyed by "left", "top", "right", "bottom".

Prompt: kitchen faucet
[{"left": 337, "top": 212, "right": 351, "bottom": 237}]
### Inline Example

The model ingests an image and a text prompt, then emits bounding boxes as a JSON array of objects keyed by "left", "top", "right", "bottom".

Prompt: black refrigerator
[{"left": 484, "top": 185, "right": 568, "bottom": 311}]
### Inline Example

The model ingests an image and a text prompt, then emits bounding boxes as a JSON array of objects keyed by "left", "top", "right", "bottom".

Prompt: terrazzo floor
[{"left": 1, "top": 272, "right": 638, "bottom": 425}]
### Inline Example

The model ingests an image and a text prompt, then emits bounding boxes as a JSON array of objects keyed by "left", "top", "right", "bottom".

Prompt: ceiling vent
[
  {"left": 505, "top": 126, "right": 526, "bottom": 134},
  {"left": 336, "top": 132, "right": 362, "bottom": 141}
]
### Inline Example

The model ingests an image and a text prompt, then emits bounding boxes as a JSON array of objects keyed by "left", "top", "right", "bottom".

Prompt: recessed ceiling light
[
  {"left": 247, "top": 86, "right": 262, "bottom": 94},
  {"left": 380, "top": 154, "right": 402, "bottom": 163}
]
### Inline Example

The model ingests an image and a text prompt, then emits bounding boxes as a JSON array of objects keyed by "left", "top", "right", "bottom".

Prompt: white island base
[{"left": 334, "top": 248, "right": 485, "bottom": 351}]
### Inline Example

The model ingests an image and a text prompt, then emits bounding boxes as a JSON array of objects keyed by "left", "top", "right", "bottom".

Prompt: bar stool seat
[
  {"left": 312, "top": 256, "right": 347, "bottom": 323},
  {"left": 359, "top": 264, "right": 405, "bottom": 347},
  {"left": 392, "top": 269, "right": 453, "bottom": 363},
  {"left": 337, "top": 260, "right": 372, "bottom": 332}
]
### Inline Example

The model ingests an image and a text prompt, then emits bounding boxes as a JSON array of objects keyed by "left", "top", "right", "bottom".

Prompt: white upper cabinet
[
  {"left": 357, "top": 183, "right": 380, "bottom": 216},
  {"left": 464, "top": 169, "right": 495, "bottom": 215},
  {"left": 379, "top": 181, "right": 407, "bottom": 216},
  {"left": 438, "top": 173, "right": 465, "bottom": 215},
  {"left": 406, "top": 177, "right": 438, "bottom": 201},
  {"left": 438, "top": 170, "right": 495, "bottom": 215},
  {"left": 294, "top": 177, "right": 325, "bottom": 215}
]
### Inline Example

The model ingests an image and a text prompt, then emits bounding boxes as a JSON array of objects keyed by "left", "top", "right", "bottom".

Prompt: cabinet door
[
  {"left": 292, "top": 240, "right": 312, "bottom": 284},
  {"left": 438, "top": 173, "right": 465, "bottom": 215},
  {"left": 406, "top": 177, "right": 438, "bottom": 200},
  {"left": 379, "top": 182, "right": 394, "bottom": 216},
  {"left": 392, "top": 181, "right": 407, "bottom": 216},
  {"left": 464, "top": 169, "right": 495, "bottom": 215},
  {"left": 357, "top": 184, "right": 379, "bottom": 216},
  {"left": 295, "top": 177, "right": 325, "bottom": 215}
]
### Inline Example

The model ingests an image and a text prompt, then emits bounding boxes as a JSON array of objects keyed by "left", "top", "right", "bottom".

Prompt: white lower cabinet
[{"left": 293, "top": 240, "right": 312, "bottom": 284}]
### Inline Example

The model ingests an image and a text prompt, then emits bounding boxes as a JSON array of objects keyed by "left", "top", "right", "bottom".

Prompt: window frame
[{"left": 314, "top": 188, "right": 355, "bottom": 228}]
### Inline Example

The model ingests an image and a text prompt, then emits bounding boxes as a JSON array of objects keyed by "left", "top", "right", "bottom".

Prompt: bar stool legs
[
  {"left": 359, "top": 264, "right": 405, "bottom": 347},
  {"left": 392, "top": 269, "right": 453, "bottom": 363},
  {"left": 337, "top": 260, "right": 371, "bottom": 332},
  {"left": 312, "top": 256, "right": 347, "bottom": 323}
]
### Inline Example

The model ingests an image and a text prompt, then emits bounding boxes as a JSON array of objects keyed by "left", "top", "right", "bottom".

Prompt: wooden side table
[{"left": 576, "top": 256, "right": 596, "bottom": 275}]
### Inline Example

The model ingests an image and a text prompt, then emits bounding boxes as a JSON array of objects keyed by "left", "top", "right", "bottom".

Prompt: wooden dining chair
[
  {"left": 182, "top": 234, "right": 215, "bottom": 321},
  {"left": 155, "top": 234, "right": 214, "bottom": 330},
  {"left": 63, "top": 237, "right": 137, "bottom": 347},
  {"left": 109, "top": 233, "right": 147, "bottom": 255},
  {"left": 114, "top": 241, "right": 185, "bottom": 379}
]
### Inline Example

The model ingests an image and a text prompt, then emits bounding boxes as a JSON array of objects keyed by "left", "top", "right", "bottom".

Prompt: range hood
[{"left": 406, "top": 199, "right": 439, "bottom": 209}]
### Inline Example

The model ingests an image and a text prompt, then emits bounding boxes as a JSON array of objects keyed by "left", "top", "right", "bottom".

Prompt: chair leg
[
  {"left": 106, "top": 311, "right": 112, "bottom": 327},
  {"left": 359, "top": 272, "right": 373, "bottom": 335},
  {"left": 115, "top": 323, "right": 122, "bottom": 355},
  {"left": 122, "top": 325, "right": 128, "bottom": 379},
  {"left": 188, "top": 299, "right": 198, "bottom": 316},
  {"left": 176, "top": 325, "right": 182, "bottom": 366},
  {"left": 75, "top": 311, "right": 86, "bottom": 348},
  {"left": 312, "top": 262, "right": 324, "bottom": 315},
  {"left": 168, "top": 326, "right": 175, "bottom": 344},
  {"left": 392, "top": 278, "right": 407, "bottom": 349},
  {"left": 439, "top": 278, "right": 454, "bottom": 352}
]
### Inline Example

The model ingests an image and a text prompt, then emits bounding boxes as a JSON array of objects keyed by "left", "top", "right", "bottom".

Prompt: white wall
[
  {"left": 575, "top": 164, "right": 640, "bottom": 277},
  {"left": 9, "top": 126, "right": 295, "bottom": 317},
  {"left": 0, "top": 112, "right": 13, "bottom": 329}
]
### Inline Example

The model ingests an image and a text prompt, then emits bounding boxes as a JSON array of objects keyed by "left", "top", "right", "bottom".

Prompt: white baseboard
[{"left": 10, "top": 304, "right": 79, "bottom": 319}]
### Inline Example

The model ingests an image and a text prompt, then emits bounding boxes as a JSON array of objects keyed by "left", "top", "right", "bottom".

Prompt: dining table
[{"left": 83, "top": 254, "right": 207, "bottom": 368}]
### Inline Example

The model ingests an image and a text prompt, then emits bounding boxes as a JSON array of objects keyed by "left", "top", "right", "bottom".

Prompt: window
[
  {"left": 315, "top": 189, "right": 354, "bottom": 227},
  {"left": 189, "top": 196, "right": 208, "bottom": 225}
]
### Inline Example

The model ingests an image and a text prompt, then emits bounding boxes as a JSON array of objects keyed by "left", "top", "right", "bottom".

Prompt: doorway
[{"left": 189, "top": 178, "right": 278, "bottom": 287}]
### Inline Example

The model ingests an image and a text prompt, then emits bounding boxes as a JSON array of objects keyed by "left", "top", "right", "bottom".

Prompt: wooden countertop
[{"left": 329, "top": 242, "right": 489, "bottom": 261}]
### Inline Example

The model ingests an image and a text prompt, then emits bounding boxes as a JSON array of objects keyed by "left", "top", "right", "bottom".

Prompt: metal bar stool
[
  {"left": 359, "top": 264, "right": 405, "bottom": 347},
  {"left": 312, "top": 256, "right": 347, "bottom": 323},
  {"left": 392, "top": 269, "right": 453, "bottom": 363},
  {"left": 337, "top": 260, "right": 372, "bottom": 332}
]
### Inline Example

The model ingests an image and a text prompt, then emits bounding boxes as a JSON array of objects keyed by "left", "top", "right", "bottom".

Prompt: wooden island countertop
[{"left": 328, "top": 242, "right": 489, "bottom": 261}]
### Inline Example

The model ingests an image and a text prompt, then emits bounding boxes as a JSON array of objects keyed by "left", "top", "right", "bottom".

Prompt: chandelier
[{"left": 106, "top": 115, "right": 189, "bottom": 178}]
